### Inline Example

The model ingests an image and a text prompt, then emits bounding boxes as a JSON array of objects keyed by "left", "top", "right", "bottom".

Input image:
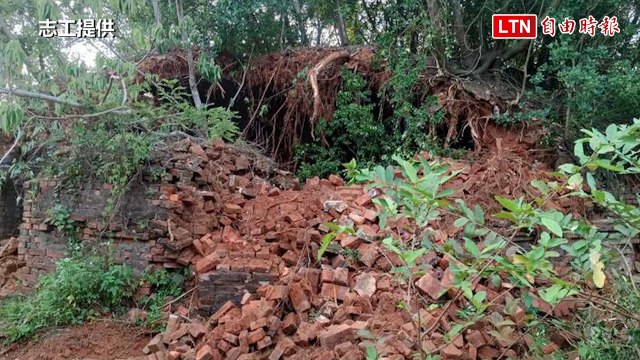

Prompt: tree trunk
[
  {"left": 150, "top": 0, "right": 162, "bottom": 26},
  {"left": 426, "top": 0, "right": 445, "bottom": 74},
  {"left": 292, "top": 0, "right": 309, "bottom": 45},
  {"left": 315, "top": 20, "right": 323, "bottom": 46},
  {"left": 175, "top": 0, "right": 203, "bottom": 108},
  {"left": 335, "top": 0, "right": 349, "bottom": 45}
]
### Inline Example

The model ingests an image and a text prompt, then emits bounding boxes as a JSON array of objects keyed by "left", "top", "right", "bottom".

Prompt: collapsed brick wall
[
  {"left": 0, "top": 179, "right": 21, "bottom": 238},
  {"left": 10, "top": 135, "right": 639, "bottom": 316},
  {"left": 12, "top": 138, "right": 296, "bottom": 306}
]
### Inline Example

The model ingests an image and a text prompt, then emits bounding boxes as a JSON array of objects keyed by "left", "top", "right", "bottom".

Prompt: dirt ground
[{"left": 0, "top": 321, "right": 149, "bottom": 360}]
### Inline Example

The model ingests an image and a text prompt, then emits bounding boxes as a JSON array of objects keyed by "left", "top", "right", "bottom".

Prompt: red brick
[
  {"left": 328, "top": 174, "right": 344, "bottom": 186},
  {"left": 195, "top": 253, "right": 219, "bottom": 274},
  {"left": 355, "top": 189, "right": 378, "bottom": 206},
  {"left": 143, "top": 334, "right": 165, "bottom": 354},
  {"left": 318, "top": 324, "right": 356, "bottom": 349},
  {"left": 277, "top": 337, "right": 297, "bottom": 356},
  {"left": 293, "top": 322, "right": 320, "bottom": 346},
  {"left": 289, "top": 283, "right": 311, "bottom": 313},
  {"left": 333, "top": 267, "right": 349, "bottom": 286},
  {"left": 267, "top": 285, "right": 288, "bottom": 301},
  {"left": 217, "top": 340, "right": 232, "bottom": 353},
  {"left": 348, "top": 212, "right": 365, "bottom": 225},
  {"left": 162, "top": 314, "right": 181, "bottom": 343},
  {"left": 465, "top": 330, "right": 487, "bottom": 348},
  {"left": 282, "top": 313, "right": 300, "bottom": 334},
  {"left": 440, "top": 343, "right": 462, "bottom": 359},
  {"left": 210, "top": 301, "right": 235, "bottom": 323},
  {"left": 357, "top": 243, "right": 380, "bottom": 267},
  {"left": 247, "top": 328, "right": 266, "bottom": 344},
  {"left": 188, "top": 323, "right": 208, "bottom": 338},
  {"left": 321, "top": 268, "right": 334, "bottom": 283},
  {"left": 222, "top": 226, "right": 242, "bottom": 244},
  {"left": 305, "top": 177, "right": 321, "bottom": 187},
  {"left": 250, "top": 317, "right": 267, "bottom": 331},
  {"left": 320, "top": 283, "right": 350, "bottom": 301},
  {"left": 477, "top": 346, "right": 500, "bottom": 358},
  {"left": 223, "top": 203, "right": 242, "bottom": 214},
  {"left": 363, "top": 209, "right": 377, "bottom": 221},
  {"left": 177, "top": 248, "right": 195, "bottom": 265},
  {"left": 415, "top": 272, "right": 443, "bottom": 299},
  {"left": 340, "top": 235, "right": 362, "bottom": 249},
  {"left": 167, "top": 351, "right": 181, "bottom": 360},
  {"left": 196, "top": 344, "right": 214, "bottom": 360},
  {"left": 543, "top": 342, "right": 559, "bottom": 354},
  {"left": 257, "top": 336, "right": 272, "bottom": 350},
  {"left": 222, "top": 332, "right": 238, "bottom": 345}
]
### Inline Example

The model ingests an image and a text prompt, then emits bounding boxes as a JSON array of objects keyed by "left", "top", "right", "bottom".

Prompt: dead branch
[
  {"left": 0, "top": 88, "right": 84, "bottom": 108},
  {"left": 0, "top": 134, "right": 20, "bottom": 166}
]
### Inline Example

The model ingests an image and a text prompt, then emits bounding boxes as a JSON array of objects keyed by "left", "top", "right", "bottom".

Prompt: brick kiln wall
[
  {"left": 11, "top": 138, "right": 294, "bottom": 310},
  {"left": 14, "top": 178, "right": 169, "bottom": 289}
]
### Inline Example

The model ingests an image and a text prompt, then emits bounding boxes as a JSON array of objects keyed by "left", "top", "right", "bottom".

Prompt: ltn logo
[{"left": 492, "top": 14, "right": 538, "bottom": 39}]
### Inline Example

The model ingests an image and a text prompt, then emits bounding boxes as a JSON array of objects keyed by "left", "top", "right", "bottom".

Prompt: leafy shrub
[
  {"left": 295, "top": 69, "right": 392, "bottom": 179},
  {"left": 0, "top": 255, "right": 187, "bottom": 343},
  {"left": 138, "top": 267, "right": 186, "bottom": 331},
  {"left": 295, "top": 68, "right": 451, "bottom": 180},
  {"left": 0, "top": 257, "right": 136, "bottom": 342},
  {"left": 327, "top": 120, "right": 640, "bottom": 356}
]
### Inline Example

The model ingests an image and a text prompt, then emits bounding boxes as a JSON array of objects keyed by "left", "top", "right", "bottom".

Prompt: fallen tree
[{"left": 138, "top": 46, "right": 540, "bottom": 165}]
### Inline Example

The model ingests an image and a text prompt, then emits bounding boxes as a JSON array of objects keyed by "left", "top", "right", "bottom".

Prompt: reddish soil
[{"left": 0, "top": 321, "right": 149, "bottom": 360}]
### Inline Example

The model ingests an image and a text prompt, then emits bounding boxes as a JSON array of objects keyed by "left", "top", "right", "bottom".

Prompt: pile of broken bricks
[
  {"left": 145, "top": 257, "right": 576, "bottom": 360},
  {"left": 138, "top": 139, "right": 579, "bottom": 359}
]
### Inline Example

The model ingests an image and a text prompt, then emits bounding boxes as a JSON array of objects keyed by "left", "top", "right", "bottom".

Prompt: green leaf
[
  {"left": 445, "top": 324, "right": 465, "bottom": 340},
  {"left": 558, "top": 163, "right": 579, "bottom": 174},
  {"left": 453, "top": 217, "right": 469, "bottom": 227},
  {"left": 540, "top": 218, "right": 563, "bottom": 237},
  {"left": 590, "top": 250, "right": 606, "bottom": 288},
  {"left": 464, "top": 238, "right": 481, "bottom": 257},
  {"left": 317, "top": 233, "right": 336, "bottom": 260},
  {"left": 574, "top": 140, "right": 587, "bottom": 164},
  {"left": 495, "top": 196, "right": 519, "bottom": 212},
  {"left": 567, "top": 173, "right": 583, "bottom": 187},
  {"left": 365, "top": 345, "right": 377, "bottom": 360},
  {"left": 586, "top": 172, "right": 597, "bottom": 190}
]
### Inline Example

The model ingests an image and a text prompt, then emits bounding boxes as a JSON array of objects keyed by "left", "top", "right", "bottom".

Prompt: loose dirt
[{"left": 0, "top": 321, "right": 150, "bottom": 360}]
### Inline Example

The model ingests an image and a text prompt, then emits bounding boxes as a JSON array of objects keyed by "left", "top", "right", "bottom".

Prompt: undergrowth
[
  {"left": 318, "top": 120, "right": 640, "bottom": 358},
  {"left": 294, "top": 67, "right": 463, "bottom": 180},
  {"left": 0, "top": 255, "right": 185, "bottom": 343}
]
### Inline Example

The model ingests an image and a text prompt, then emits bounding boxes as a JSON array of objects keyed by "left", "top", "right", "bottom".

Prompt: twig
[
  {"left": 0, "top": 133, "right": 20, "bottom": 166},
  {"left": 423, "top": 229, "right": 519, "bottom": 338},
  {"left": 167, "top": 218, "right": 175, "bottom": 242},
  {"left": 0, "top": 87, "right": 84, "bottom": 108},
  {"left": 163, "top": 286, "right": 198, "bottom": 308},
  {"left": 511, "top": 39, "right": 534, "bottom": 106},
  {"left": 615, "top": 246, "right": 640, "bottom": 296}
]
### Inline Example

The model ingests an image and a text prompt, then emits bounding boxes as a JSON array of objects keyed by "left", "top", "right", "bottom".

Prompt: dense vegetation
[
  {"left": 1, "top": 0, "right": 639, "bottom": 180},
  {"left": 0, "top": 255, "right": 185, "bottom": 342},
  {"left": 0, "top": 0, "right": 639, "bottom": 358}
]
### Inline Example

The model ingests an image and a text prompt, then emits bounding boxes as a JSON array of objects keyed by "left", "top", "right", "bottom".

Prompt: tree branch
[
  {"left": 308, "top": 50, "right": 351, "bottom": 123},
  {"left": 0, "top": 88, "right": 84, "bottom": 108},
  {"left": 175, "top": 0, "right": 203, "bottom": 108},
  {"left": 452, "top": 0, "right": 469, "bottom": 51},
  {"left": 0, "top": 134, "right": 20, "bottom": 166}
]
